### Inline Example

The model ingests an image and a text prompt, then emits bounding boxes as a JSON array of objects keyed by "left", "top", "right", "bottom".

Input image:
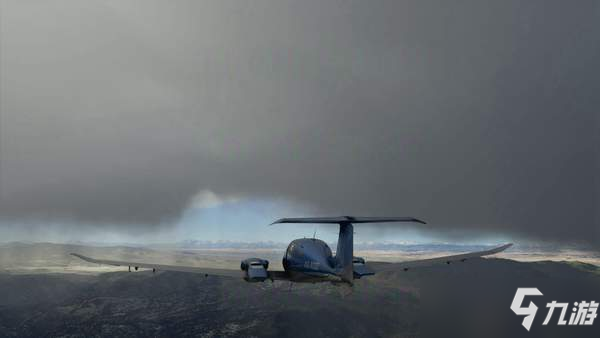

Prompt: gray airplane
[{"left": 72, "top": 216, "right": 512, "bottom": 285}]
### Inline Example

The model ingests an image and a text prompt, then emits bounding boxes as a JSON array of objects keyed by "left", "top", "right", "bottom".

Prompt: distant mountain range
[
  {"left": 148, "top": 240, "right": 594, "bottom": 253},
  {"left": 7, "top": 239, "right": 582, "bottom": 253},
  {"left": 171, "top": 240, "right": 509, "bottom": 252},
  {"left": 2, "top": 240, "right": 596, "bottom": 255}
]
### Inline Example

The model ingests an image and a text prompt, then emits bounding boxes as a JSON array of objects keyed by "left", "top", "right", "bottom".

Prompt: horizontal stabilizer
[{"left": 271, "top": 216, "right": 426, "bottom": 225}]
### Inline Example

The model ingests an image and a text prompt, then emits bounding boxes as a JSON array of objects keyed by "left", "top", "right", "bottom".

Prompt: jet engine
[{"left": 240, "top": 258, "right": 269, "bottom": 282}]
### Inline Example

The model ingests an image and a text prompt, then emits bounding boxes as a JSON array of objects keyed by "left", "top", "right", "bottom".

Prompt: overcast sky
[{"left": 0, "top": 1, "right": 598, "bottom": 247}]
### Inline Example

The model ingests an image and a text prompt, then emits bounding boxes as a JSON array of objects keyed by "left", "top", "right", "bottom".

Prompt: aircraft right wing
[{"left": 368, "top": 243, "right": 513, "bottom": 272}]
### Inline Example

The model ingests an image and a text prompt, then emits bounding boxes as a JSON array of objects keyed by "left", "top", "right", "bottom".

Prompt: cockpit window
[{"left": 287, "top": 242, "right": 303, "bottom": 259}]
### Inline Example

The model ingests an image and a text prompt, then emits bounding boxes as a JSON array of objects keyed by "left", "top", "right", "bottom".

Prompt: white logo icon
[
  {"left": 511, "top": 288, "right": 543, "bottom": 331},
  {"left": 511, "top": 288, "right": 597, "bottom": 331}
]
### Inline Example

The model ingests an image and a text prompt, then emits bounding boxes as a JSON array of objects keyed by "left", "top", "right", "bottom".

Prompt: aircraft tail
[
  {"left": 336, "top": 221, "right": 354, "bottom": 284},
  {"left": 271, "top": 216, "right": 426, "bottom": 284}
]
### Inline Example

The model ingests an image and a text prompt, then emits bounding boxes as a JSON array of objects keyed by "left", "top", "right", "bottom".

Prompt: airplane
[{"left": 71, "top": 216, "right": 512, "bottom": 286}]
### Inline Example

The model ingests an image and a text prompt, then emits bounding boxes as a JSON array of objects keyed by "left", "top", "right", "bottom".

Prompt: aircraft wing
[
  {"left": 369, "top": 243, "right": 512, "bottom": 272},
  {"left": 267, "top": 270, "right": 291, "bottom": 281},
  {"left": 71, "top": 253, "right": 247, "bottom": 278},
  {"left": 71, "top": 253, "right": 292, "bottom": 280}
]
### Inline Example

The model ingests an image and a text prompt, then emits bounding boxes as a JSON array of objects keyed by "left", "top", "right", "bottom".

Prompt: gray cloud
[{"left": 0, "top": 1, "right": 598, "bottom": 245}]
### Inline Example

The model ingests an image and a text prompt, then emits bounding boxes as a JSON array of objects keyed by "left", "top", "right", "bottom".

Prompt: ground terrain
[{"left": 0, "top": 243, "right": 598, "bottom": 337}]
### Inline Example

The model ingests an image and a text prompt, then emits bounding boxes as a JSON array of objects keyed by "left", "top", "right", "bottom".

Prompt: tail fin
[
  {"left": 336, "top": 222, "right": 354, "bottom": 284},
  {"left": 271, "top": 216, "right": 426, "bottom": 284}
]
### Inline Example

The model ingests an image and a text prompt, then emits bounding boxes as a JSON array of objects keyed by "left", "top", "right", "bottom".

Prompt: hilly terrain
[{"left": 0, "top": 244, "right": 599, "bottom": 337}]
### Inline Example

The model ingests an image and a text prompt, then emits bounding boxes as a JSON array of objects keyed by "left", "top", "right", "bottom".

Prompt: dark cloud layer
[{"left": 0, "top": 1, "right": 598, "bottom": 245}]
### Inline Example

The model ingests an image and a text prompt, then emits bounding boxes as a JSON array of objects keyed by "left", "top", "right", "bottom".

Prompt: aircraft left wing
[
  {"left": 368, "top": 243, "right": 512, "bottom": 272},
  {"left": 70, "top": 253, "right": 293, "bottom": 281},
  {"left": 71, "top": 253, "right": 244, "bottom": 278}
]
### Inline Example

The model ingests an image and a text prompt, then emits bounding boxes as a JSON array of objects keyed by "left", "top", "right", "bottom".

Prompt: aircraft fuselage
[{"left": 282, "top": 238, "right": 342, "bottom": 283}]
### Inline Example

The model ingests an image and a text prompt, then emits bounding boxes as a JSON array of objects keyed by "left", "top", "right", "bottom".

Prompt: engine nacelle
[
  {"left": 240, "top": 258, "right": 269, "bottom": 282},
  {"left": 352, "top": 256, "right": 374, "bottom": 278},
  {"left": 352, "top": 256, "right": 365, "bottom": 264}
]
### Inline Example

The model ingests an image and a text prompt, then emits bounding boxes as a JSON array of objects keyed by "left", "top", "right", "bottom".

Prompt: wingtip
[
  {"left": 496, "top": 243, "right": 513, "bottom": 252},
  {"left": 70, "top": 253, "right": 87, "bottom": 260}
]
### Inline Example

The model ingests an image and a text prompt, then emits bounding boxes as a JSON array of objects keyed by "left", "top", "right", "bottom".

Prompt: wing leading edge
[{"left": 368, "top": 243, "right": 513, "bottom": 272}]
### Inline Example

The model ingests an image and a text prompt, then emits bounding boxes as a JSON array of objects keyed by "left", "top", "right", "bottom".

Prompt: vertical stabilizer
[{"left": 336, "top": 222, "right": 354, "bottom": 284}]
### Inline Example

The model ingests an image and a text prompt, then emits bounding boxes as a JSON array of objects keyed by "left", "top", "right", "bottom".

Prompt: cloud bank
[{"left": 0, "top": 1, "right": 598, "bottom": 246}]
